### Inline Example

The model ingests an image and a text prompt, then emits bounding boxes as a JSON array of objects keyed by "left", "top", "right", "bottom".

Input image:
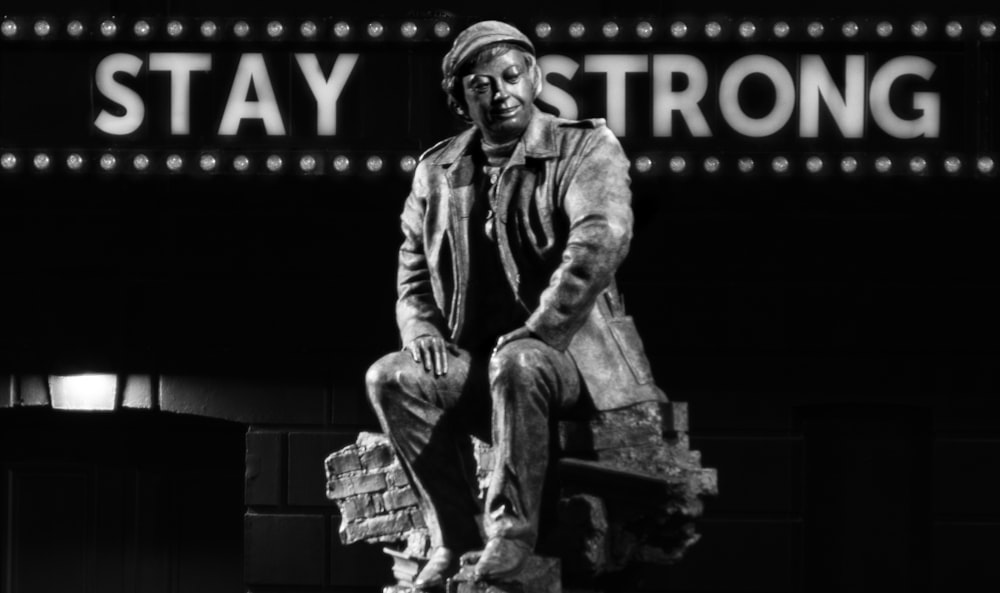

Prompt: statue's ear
[
  {"left": 531, "top": 61, "right": 544, "bottom": 98},
  {"left": 448, "top": 96, "right": 473, "bottom": 123}
]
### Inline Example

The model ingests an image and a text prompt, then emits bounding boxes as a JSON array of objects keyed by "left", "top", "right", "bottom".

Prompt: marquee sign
[{"left": 0, "top": 15, "right": 997, "bottom": 177}]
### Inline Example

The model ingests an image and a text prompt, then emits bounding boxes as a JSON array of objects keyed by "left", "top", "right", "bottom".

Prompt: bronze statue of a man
[{"left": 366, "top": 19, "right": 662, "bottom": 589}]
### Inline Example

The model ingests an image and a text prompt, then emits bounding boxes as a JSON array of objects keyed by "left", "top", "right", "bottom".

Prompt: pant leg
[
  {"left": 484, "top": 338, "right": 581, "bottom": 548},
  {"left": 366, "top": 347, "right": 489, "bottom": 553}
]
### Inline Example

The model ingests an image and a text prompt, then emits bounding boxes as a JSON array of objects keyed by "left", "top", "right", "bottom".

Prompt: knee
[
  {"left": 365, "top": 352, "right": 414, "bottom": 409},
  {"left": 489, "top": 338, "right": 550, "bottom": 385}
]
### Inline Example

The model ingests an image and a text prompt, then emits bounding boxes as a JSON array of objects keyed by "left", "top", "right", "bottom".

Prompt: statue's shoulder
[
  {"left": 554, "top": 116, "right": 608, "bottom": 130},
  {"left": 417, "top": 137, "right": 455, "bottom": 162}
]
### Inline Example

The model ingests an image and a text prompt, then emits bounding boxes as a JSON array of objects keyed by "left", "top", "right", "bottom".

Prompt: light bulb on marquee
[
  {"left": 299, "top": 155, "right": 317, "bottom": 172},
  {"left": 875, "top": 156, "right": 892, "bottom": 173},
  {"left": 434, "top": 22, "right": 451, "bottom": 38},
  {"left": 877, "top": 21, "right": 894, "bottom": 37},
  {"left": 400, "top": 156, "right": 417, "bottom": 173},
  {"left": 200, "top": 154, "right": 217, "bottom": 171},
  {"left": 100, "top": 19, "right": 117, "bottom": 38},
  {"left": 670, "top": 22, "right": 687, "bottom": 38},
  {"left": 99, "top": 153, "right": 117, "bottom": 171},
  {"left": 366, "top": 156, "right": 384, "bottom": 173},
  {"left": 300, "top": 21, "right": 317, "bottom": 39},
  {"left": 569, "top": 22, "right": 585, "bottom": 38},
  {"left": 134, "top": 20, "right": 151, "bottom": 38},
  {"left": 807, "top": 21, "right": 825, "bottom": 38},
  {"left": 333, "top": 22, "right": 351, "bottom": 38},
  {"left": 704, "top": 21, "right": 722, "bottom": 38},
  {"left": 267, "top": 21, "right": 284, "bottom": 38},
  {"left": 946, "top": 21, "right": 963, "bottom": 38},
  {"left": 33, "top": 153, "right": 51, "bottom": 171},
  {"left": 200, "top": 20, "right": 217, "bottom": 38},
  {"left": 977, "top": 157, "right": 994, "bottom": 174},
  {"left": 842, "top": 21, "right": 859, "bottom": 38},
  {"left": 772, "top": 21, "right": 790, "bottom": 38},
  {"left": 333, "top": 155, "right": 350, "bottom": 172},
  {"left": 910, "top": 21, "right": 928, "bottom": 38},
  {"left": 669, "top": 156, "right": 686, "bottom": 173},
  {"left": 738, "top": 158, "right": 755, "bottom": 173},
  {"left": 133, "top": 154, "right": 150, "bottom": 171},
  {"left": 233, "top": 21, "right": 250, "bottom": 38},
  {"left": 166, "top": 154, "right": 183, "bottom": 171},
  {"left": 635, "top": 21, "right": 653, "bottom": 39},
  {"left": 634, "top": 156, "right": 653, "bottom": 173},
  {"left": 2, "top": 19, "right": 18, "bottom": 38},
  {"left": 266, "top": 155, "right": 283, "bottom": 172},
  {"left": 806, "top": 156, "right": 824, "bottom": 173},
  {"left": 943, "top": 157, "right": 962, "bottom": 174},
  {"left": 739, "top": 22, "right": 756, "bottom": 39},
  {"left": 535, "top": 22, "right": 552, "bottom": 39},
  {"left": 703, "top": 156, "right": 720, "bottom": 173},
  {"left": 841, "top": 156, "right": 859, "bottom": 173},
  {"left": 909, "top": 156, "right": 927, "bottom": 173},
  {"left": 981, "top": 21, "right": 996, "bottom": 38},
  {"left": 167, "top": 20, "right": 183, "bottom": 37},
  {"left": 34, "top": 19, "right": 51, "bottom": 38},
  {"left": 67, "top": 20, "right": 84, "bottom": 37},
  {"left": 401, "top": 22, "right": 418, "bottom": 38},
  {"left": 772, "top": 156, "right": 790, "bottom": 173},
  {"left": 367, "top": 21, "right": 384, "bottom": 38},
  {"left": 66, "top": 154, "right": 84, "bottom": 171},
  {"left": 602, "top": 22, "right": 619, "bottom": 39},
  {"left": 1, "top": 153, "right": 17, "bottom": 170},
  {"left": 233, "top": 155, "right": 250, "bottom": 172}
]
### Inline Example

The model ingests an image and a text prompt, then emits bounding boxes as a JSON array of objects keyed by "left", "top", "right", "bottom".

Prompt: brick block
[
  {"left": 122, "top": 374, "right": 153, "bottom": 409},
  {"left": 385, "top": 467, "right": 409, "bottom": 488},
  {"left": 360, "top": 443, "right": 396, "bottom": 470},
  {"left": 244, "top": 513, "right": 325, "bottom": 586},
  {"left": 246, "top": 431, "right": 283, "bottom": 506},
  {"left": 327, "top": 472, "right": 387, "bottom": 500},
  {"left": 161, "top": 375, "right": 325, "bottom": 424},
  {"left": 289, "top": 431, "right": 356, "bottom": 506},
  {"left": 326, "top": 447, "right": 362, "bottom": 476},
  {"left": 383, "top": 487, "right": 418, "bottom": 511},
  {"left": 341, "top": 511, "right": 412, "bottom": 543}
]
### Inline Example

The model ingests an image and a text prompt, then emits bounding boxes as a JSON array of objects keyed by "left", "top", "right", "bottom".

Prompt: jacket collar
[{"left": 430, "top": 108, "right": 561, "bottom": 167}]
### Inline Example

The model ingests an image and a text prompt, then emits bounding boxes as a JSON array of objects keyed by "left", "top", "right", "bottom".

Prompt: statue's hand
[
  {"left": 492, "top": 326, "right": 536, "bottom": 358},
  {"left": 407, "top": 334, "right": 449, "bottom": 376}
]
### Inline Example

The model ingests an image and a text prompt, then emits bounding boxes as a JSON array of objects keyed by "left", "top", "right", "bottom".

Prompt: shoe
[
  {"left": 412, "top": 547, "right": 455, "bottom": 590},
  {"left": 472, "top": 537, "right": 532, "bottom": 581}
]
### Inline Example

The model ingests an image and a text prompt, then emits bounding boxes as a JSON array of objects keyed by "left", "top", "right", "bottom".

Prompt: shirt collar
[{"left": 430, "top": 108, "right": 561, "bottom": 166}]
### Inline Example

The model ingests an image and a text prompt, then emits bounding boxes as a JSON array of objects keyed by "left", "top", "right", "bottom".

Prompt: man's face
[{"left": 461, "top": 49, "right": 536, "bottom": 145}]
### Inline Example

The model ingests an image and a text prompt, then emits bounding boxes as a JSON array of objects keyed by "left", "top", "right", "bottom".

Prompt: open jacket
[{"left": 395, "top": 110, "right": 665, "bottom": 410}]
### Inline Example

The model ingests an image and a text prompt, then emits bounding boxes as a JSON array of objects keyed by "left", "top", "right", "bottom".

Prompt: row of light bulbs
[
  {"left": 1, "top": 151, "right": 995, "bottom": 177},
  {"left": 632, "top": 154, "right": 996, "bottom": 176},
  {"left": 1, "top": 16, "right": 996, "bottom": 42},
  {"left": 0, "top": 151, "right": 419, "bottom": 175}
]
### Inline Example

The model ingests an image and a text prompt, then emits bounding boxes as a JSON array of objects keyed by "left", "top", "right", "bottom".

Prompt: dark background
[{"left": 1, "top": 0, "right": 999, "bottom": 592}]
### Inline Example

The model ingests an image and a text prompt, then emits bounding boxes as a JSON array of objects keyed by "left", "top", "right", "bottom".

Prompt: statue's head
[{"left": 441, "top": 20, "right": 543, "bottom": 145}]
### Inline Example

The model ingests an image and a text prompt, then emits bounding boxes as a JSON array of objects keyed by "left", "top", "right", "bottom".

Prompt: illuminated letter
[
  {"left": 218, "top": 53, "right": 286, "bottom": 136},
  {"left": 869, "top": 56, "right": 940, "bottom": 138},
  {"left": 584, "top": 55, "right": 647, "bottom": 136},
  {"left": 719, "top": 55, "right": 795, "bottom": 137},
  {"left": 295, "top": 53, "right": 359, "bottom": 136},
  {"left": 652, "top": 55, "right": 711, "bottom": 137},
  {"left": 149, "top": 53, "right": 212, "bottom": 135},
  {"left": 538, "top": 55, "right": 579, "bottom": 120},
  {"left": 799, "top": 55, "right": 865, "bottom": 138},
  {"left": 93, "top": 53, "right": 145, "bottom": 136}
]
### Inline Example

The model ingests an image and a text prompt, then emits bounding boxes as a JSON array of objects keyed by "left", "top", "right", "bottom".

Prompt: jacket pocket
[{"left": 607, "top": 316, "right": 654, "bottom": 385}]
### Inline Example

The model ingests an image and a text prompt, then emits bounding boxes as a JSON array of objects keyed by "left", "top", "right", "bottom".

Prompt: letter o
[{"left": 719, "top": 55, "right": 795, "bottom": 137}]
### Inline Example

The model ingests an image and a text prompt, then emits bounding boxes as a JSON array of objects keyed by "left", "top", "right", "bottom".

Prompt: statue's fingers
[
  {"left": 419, "top": 340, "right": 433, "bottom": 372},
  {"left": 433, "top": 340, "right": 446, "bottom": 376}
]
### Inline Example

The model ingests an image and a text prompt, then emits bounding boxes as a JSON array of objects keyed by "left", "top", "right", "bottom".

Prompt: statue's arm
[
  {"left": 523, "top": 124, "right": 634, "bottom": 351},
  {"left": 395, "top": 163, "right": 448, "bottom": 350}
]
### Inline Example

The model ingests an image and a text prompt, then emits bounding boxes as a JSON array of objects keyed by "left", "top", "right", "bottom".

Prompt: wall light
[{"left": 50, "top": 374, "right": 117, "bottom": 411}]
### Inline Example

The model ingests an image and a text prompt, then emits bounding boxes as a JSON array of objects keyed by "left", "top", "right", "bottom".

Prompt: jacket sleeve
[
  {"left": 395, "top": 161, "right": 448, "bottom": 348},
  {"left": 525, "top": 124, "right": 634, "bottom": 351}
]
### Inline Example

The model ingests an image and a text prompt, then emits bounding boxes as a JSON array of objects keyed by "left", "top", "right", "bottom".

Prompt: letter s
[{"left": 94, "top": 53, "right": 145, "bottom": 135}]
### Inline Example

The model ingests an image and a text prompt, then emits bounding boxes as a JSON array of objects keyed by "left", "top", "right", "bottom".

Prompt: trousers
[{"left": 365, "top": 338, "right": 581, "bottom": 553}]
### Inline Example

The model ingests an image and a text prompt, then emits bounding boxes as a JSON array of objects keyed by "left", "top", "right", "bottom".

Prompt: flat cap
[{"left": 441, "top": 20, "right": 535, "bottom": 81}]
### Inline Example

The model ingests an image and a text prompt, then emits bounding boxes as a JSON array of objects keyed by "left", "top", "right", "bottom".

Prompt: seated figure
[{"left": 365, "top": 19, "right": 664, "bottom": 590}]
